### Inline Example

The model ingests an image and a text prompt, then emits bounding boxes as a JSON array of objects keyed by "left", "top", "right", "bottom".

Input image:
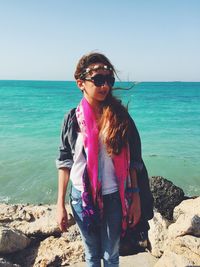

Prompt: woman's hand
[
  {"left": 57, "top": 168, "right": 70, "bottom": 232},
  {"left": 57, "top": 205, "right": 68, "bottom": 232},
  {"left": 128, "top": 192, "right": 141, "bottom": 228}
]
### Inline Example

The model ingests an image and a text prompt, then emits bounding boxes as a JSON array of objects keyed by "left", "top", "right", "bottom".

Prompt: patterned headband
[{"left": 80, "top": 64, "right": 113, "bottom": 79}]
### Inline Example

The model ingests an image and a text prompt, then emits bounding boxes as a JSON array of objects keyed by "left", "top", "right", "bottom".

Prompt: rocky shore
[{"left": 0, "top": 176, "right": 200, "bottom": 267}]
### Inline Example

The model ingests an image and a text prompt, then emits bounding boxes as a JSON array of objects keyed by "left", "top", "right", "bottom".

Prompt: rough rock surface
[
  {"left": 0, "top": 226, "right": 30, "bottom": 253},
  {"left": 166, "top": 197, "right": 200, "bottom": 242},
  {"left": 148, "top": 212, "right": 171, "bottom": 257},
  {"left": 167, "top": 213, "right": 200, "bottom": 239},
  {"left": 0, "top": 179, "right": 199, "bottom": 267},
  {"left": 166, "top": 235, "right": 200, "bottom": 265},
  {"left": 154, "top": 250, "right": 195, "bottom": 267},
  {"left": 3, "top": 204, "right": 75, "bottom": 238},
  {"left": 173, "top": 196, "right": 200, "bottom": 220},
  {"left": 149, "top": 197, "right": 200, "bottom": 266},
  {"left": 62, "top": 224, "right": 82, "bottom": 242},
  {"left": 149, "top": 176, "right": 185, "bottom": 220},
  {"left": 33, "top": 236, "right": 84, "bottom": 267}
]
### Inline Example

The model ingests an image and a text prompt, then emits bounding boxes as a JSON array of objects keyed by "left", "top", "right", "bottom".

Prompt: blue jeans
[{"left": 70, "top": 186, "right": 122, "bottom": 267}]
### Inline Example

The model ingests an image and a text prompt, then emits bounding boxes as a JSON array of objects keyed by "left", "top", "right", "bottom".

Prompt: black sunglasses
[{"left": 84, "top": 74, "right": 115, "bottom": 87}]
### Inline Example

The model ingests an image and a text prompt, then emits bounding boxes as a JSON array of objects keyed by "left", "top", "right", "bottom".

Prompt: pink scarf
[{"left": 76, "top": 98, "right": 130, "bottom": 234}]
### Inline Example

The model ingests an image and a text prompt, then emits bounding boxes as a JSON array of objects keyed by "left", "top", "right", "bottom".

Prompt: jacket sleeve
[
  {"left": 128, "top": 116, "right": 143, "bottom": 172},
  {"left": 128, "top": 116, "right": 154, "bottom": 220},
  {"left": 55, "top": 110, "right": 74, "bottom": 169}
]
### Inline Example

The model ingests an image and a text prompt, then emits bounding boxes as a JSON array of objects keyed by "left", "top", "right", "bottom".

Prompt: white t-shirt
[{"left": 70, "top": 133, "right": 118, "bottom": 195}]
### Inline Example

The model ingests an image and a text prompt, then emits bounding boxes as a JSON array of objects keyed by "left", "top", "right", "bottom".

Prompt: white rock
[
  {"left": 178, "top": 235, "right": 200, "bottom": 255},
  {"left": 0, "top": 204, "right": 18, "bottom": 222},
  {"left": 161, "top": 198, "right": 200, "bottom": 266},
  {"left": 165, "top": 235, "right": 200, "bottom": 265},
  {"left": 154, "top": 250, "right": 195, "bottom": 267},
  {"left": 9, "top": 204, "right": 74, "bottom": 237},
  {"left": 33, "top": 236, "right": 84, "bottom": 266},
  {"left": 167, "top": 213, "right": 200, "bottom": 239},
  {"left": 173, "top": 197, "right": 200, "bottom": 221},
  {"left": 0, "top": 226, "right": 30, "bottom": 253},
  {"left": 148, "top": 212, "right": 171, "bottom": 257}
]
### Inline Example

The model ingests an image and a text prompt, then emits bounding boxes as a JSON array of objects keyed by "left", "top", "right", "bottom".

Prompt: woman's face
[{"left": 77, "top": 63, "right": 114, "bottom": 106}]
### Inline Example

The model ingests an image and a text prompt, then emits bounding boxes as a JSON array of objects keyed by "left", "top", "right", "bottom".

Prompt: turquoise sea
[{"left": 0, "top": 80, "right": 200, "bottom": 204}]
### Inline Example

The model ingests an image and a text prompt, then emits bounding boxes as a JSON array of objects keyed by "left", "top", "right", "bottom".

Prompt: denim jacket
[{"left": 56, "top": 108, "right": 154, "bottom": 221}]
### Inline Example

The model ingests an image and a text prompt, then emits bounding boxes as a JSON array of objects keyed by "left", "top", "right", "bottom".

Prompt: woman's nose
[{"left": 102, "top": 81, "right": 110, "bottom": 88}]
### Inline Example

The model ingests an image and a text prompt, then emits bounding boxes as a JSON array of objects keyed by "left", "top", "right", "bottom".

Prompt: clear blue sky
[{"left": 0, "top": 0, "right": 200, "bottom": 81}]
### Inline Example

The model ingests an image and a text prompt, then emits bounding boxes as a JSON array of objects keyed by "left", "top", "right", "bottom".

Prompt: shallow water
[{"left": 0, "top": 80, "right": 199, "bottom": 203}]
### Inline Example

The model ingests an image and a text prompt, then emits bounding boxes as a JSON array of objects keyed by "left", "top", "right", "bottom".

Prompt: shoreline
[{"left": 1, "top": 172, "right": 200, "bottom": 206}]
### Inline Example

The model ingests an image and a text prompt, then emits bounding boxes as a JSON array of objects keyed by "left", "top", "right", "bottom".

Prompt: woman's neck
[{"left": 84, "top": 97, "right": 102, "bottom": 117}]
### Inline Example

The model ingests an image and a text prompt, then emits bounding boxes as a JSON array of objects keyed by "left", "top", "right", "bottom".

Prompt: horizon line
[{"left": 0, "top": 79, "right": 200, "bottom": 83}]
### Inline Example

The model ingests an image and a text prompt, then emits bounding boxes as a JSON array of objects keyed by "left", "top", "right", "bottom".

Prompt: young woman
[{"left": 56, "top": 52, "right": 153, "bottom": 267}]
